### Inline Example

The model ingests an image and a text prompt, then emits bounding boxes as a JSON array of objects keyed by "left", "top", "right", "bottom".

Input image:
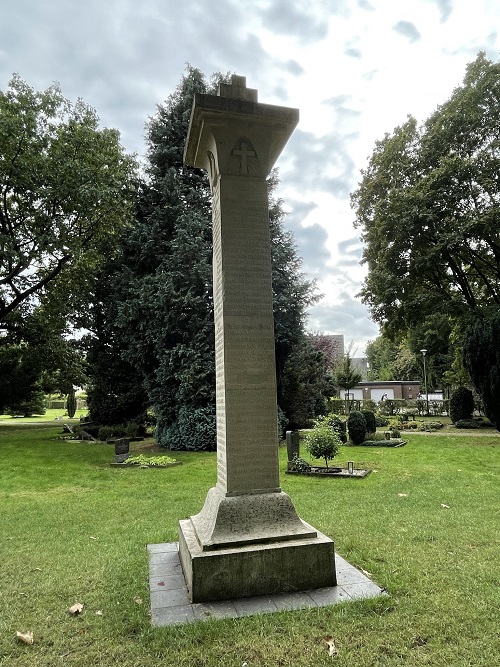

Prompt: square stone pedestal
[{"left": 179, "top": 517, "right": 336, "bottom": 603}]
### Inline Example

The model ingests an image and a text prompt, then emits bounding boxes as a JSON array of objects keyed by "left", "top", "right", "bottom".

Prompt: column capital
[{"left": 184, "top": 76, "right": 298, "bottom": 180}]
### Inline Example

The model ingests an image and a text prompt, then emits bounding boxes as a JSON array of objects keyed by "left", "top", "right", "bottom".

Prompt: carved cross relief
[{"left": 228, "top": 138, "right": 260, "bottom": 176}]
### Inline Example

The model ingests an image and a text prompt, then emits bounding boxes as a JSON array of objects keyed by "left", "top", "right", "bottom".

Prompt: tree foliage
[
  {"left": 280, "top": 337, "right": 335, "bottom": 429},
  {"left": 334, "top": 352, "right": 361, "bottom": 411},
  {"left": 449, "top": 386, "right": 474, "bottom": 423},
  {"left": 304, "top": 425, "right": 340, "bottom": 468},
  {"left": 462, "top": 311, "right": 500, "bottom": 429},
  {"left": 0, "top": 75, "right": 137, "bottom": 332},
  {"left": 352, "top": 53, "right": 500, "bottom": 337},
  {"left": 85, "top": 67, "right": 317, "bottom": 446}
]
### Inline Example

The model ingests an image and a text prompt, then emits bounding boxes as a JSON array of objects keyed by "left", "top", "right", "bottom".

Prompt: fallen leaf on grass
[
  {"left": 68, "top": 603, "right": 84, "bottom": 615},
  {"left": 398, "top": 493, "right": 408, "bottom": 497},
  {"left": 324, "top": 635, "right": 338, "bottom": 657},
  {"left": 16, "top": 631, "right": 34, "bottom": 645},
  {"left": 133, "top": 596, "right": 143, "bottom": 605},
  {"left": 360, "top": 568, "right": 372, "bottom": 577},
  {"left": 440, "top": 504, "right": 450, "bottom": 509},
  {"left": 89, "top": 536, "right": 97, "bottom": 540},
  {"left": 95, "top": 610, "right": 103, "bottom": 616}
]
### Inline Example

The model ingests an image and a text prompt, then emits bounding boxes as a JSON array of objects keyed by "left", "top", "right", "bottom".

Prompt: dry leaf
[
  {"left": 398, "top": 493, "right": 408, "bottom": 497},
  {"left": 16, "top": 631, "right": 34, "bottom": 645},
  {"left": 441, "top": 503, "right": 450, "bottom": 509},
  {"left": 68, "top": 603, "right": 84, "bottom": 615},
  {"left": 133, "top": 596, "right": 143, "bottom": 605},
  {"left": 95, "top": 610, "right": 103, "bottom": 616},
  {"left": 360, "top": 568, "right": 372, "bottom": 577},
  {"left": 89, "top": 536, "right": 97, "bottom": 540},
  {"left": 324, "top": 635, "right": 338, "bottom": 657}
]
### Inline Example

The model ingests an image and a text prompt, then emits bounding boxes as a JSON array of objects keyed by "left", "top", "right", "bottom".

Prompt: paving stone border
[{"left": 148, "top": 542, "right": 386, "bottom": 626}]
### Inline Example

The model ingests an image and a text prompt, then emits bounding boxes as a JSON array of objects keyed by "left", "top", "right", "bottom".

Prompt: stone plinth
[
  {"left": 179, "top": 75, "right": 336, "bottom": 602},
  {"left": 179, "top": 518, "right": 336, "bottom": 603}
]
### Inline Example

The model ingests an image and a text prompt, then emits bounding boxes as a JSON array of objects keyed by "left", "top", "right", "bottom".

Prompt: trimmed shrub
[
  {"left": 418, "top": 421, "right": 445, "bottom": 431},
  {"left": 66, "top": 390, "right": 77, "bottom": 419},
  {"left": 375, "top": 414, "right": 389, "bottom": 427},
  {"left": 361, "top": 410, "right": 377, "bottom": 434},
  {"left": 347, "top": 410, "right": 367, "bottom": 445},
  {"left": 449, "top": 387, "right": 474, "bottom": 423},
  {"left": 304, "top": 425, "right": 340, "bottom": 468},
  {"left": 454, "top": 419, "right": 479, "bottom": 429}
]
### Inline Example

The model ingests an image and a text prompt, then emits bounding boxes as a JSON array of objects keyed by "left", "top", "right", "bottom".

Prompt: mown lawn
[{"left": 0, "top": 423, "right": 498, "bottom": 666}]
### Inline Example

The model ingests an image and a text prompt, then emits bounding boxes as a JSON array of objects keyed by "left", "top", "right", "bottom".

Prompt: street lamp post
[{"left": 420, "top": 349, "right": 429, "bottom": 416}]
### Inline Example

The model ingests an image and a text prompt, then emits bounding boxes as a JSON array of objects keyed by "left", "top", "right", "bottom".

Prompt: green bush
[
  {"left": 66, "top": 390, "right": 77, "bottom": 419},
  {"left": 454, "top": 419, "right": 479, "bottom": 429},
  {"left": 347, "top": 410, "right": 367, "bottom": 445},
  {"left": 98, "top": 425, "right": 126, "bottom": 442},
  {"left": 7, "top": 390, "right": 46, "bottom": 417},
  {"left": 290, "top": 455, "right": 311, "bottom": 472},
  {"left": 449, "top": 387, "right": 474, "bottom": 423},
  {"left": 418, "top": 421, "right": 445, "bottom": 431},
  {"left": 315, "top": 413, "right": 347, "bottom": 443},
  {"left": 158, "top": 406, "right": 216, "bottom": 451},
  {"left": 125, "top": 422, "right": 140, "bottom": 438},
  {"left": 304, "top": 425, "right": 340, "bottom": 468},
  {"left": 361, "top": 410, "right": 377, "bottom": 434},
  {"left": 328, "top": 398, "right": 345, "bottom": 415}
]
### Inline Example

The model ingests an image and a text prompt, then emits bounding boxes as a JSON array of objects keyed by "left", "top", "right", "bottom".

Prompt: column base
[{"left": 178, "top": 487, "right": 336, "bottom": 602}]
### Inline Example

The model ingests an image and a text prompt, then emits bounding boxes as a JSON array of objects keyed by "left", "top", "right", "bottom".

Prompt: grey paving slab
[
  {"left": 344, "top": 580, "right": 386, "bottom": 600},
  {"left": 233, "top": 596, "right": 278, "bottom": 617},
  {"left": 149, "top": 573, "right": 186, "bottom": 591},
  {"left": 336, "top": 565, "right": 372, "bottom": 586},
  {"left": 271, "top": 591, "right": 316, "bottom": 611},
  {"left": 147, "top": 542, "right": 386, "bottom": 627},
  {"left": 193, "top": 601, "right": 240, "bottom": 621},
  {"left": 307, "top": 585, "right": 350, "bottom": 606},
  {"left": 149, "top": 550, "right": 181, "bottom": 566}
]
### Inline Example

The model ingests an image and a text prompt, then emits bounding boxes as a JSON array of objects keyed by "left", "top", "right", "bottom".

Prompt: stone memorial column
[{"left": 178, "top": 75, "right": 336, "bottom": 602}]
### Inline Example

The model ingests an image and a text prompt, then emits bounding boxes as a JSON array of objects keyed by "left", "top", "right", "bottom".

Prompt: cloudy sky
[{"left": 2, "top": 0, "right": 500, "bottom": 353}]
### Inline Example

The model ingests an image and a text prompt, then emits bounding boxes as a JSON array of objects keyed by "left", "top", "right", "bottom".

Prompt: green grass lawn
[
  {"left": 0, "top": 408, "right": 88, "bottom": 424},
  {"left": 0, "top": 423, "right": 499, "bottom": 666}
]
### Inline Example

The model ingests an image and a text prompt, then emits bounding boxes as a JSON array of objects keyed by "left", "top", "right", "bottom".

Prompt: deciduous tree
[
  {"left": 352, "top": 53, "right": 500, "bottom": 337},
  {"left": 0, "top": 75, "right": 137, "bottom": 332}
]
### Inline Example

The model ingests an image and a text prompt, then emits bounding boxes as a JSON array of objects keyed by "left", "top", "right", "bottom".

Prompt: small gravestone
[
  {"left": 286, "top": 431, "right": 300, "bottom": 469},
  {"left": 114, "top": 438, "right": 130, "bottom": 463}
]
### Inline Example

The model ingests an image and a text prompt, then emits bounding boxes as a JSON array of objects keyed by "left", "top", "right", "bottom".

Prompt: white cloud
[{"left": 2, "top": 0, "right": 500, "bottom": 352}]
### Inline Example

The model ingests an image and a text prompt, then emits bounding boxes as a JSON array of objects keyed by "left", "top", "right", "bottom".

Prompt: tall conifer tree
[{"left": 87, "top": 67, "right": 318, "bottom": 448}]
